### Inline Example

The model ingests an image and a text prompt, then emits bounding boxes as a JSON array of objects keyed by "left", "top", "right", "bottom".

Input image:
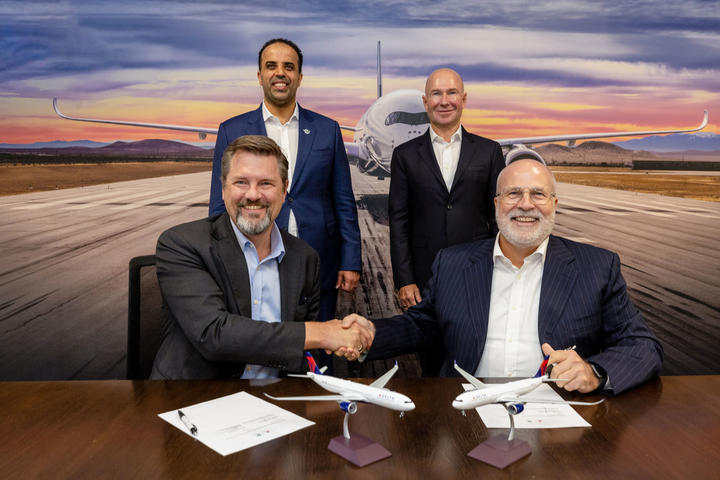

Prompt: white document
[
  {"left": 158, "top": 391, "right": 314, "bottom": 456},
  {"left": 462, "top": 383, "right": 592, "bottom": 428}
]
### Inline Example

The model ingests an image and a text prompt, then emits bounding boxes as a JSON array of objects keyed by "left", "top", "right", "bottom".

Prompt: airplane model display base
[
  {"left": 467, "top": 435, "right": 531, "bottom": 469},
  {"left": 328, "top": 434, "right": 392, "bottom": 467}
]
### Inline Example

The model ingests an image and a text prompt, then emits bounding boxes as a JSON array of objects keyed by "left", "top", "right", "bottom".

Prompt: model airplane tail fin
[
  {"left": 305, "top": 352, "right": 327, "bottom": 374},
  {"left": 535, "top": 355, "right": 550, "bottom": 377}
]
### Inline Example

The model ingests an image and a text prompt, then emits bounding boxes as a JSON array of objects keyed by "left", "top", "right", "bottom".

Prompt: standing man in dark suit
[
  {"left": 389, "top": 68, "right": 505, "bottom": 375},
  {"left": 208, "top": 38, "right": 361, "bottom": 327},
  {"left": 344, "top": 159, "right": 663, "bottom": 394},
  {"left": 151, "top": 136, "right": 371, "bottom": 380}
]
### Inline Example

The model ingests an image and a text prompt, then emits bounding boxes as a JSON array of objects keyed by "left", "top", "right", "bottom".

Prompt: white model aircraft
[
  {"left": 264, "top": 354, "right": 415, "bottom": 415},
  {"left": 52, "top": 41, "right": 709, "bottom": 177},
  {"left": 451, "top": 361, "right": 604, "bottom": 415}
]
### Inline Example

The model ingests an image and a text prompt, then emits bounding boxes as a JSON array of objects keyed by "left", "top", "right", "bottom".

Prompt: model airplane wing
[
  {"left": 454, "top": 362, "right": 487, "bottom": 390},
  {"left": 369, "top": 362, "right": 399, "bottom": 389},
  {"left": 497, "top": 395, "right": 605, "bottom": 406},
  {"left": 497, "top": 110, "right": 708, "bottom": 147},
  {"left": 263, "top": 393, "right": 365, "bottom": 402}
]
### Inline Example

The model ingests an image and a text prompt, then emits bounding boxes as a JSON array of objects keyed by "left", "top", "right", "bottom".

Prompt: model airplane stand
[
  {"left": 467, "top": 409, "right": 531, "bottom": 469},
  {"left": 327, "top": 411, "right": 392, "bottom": 467}
]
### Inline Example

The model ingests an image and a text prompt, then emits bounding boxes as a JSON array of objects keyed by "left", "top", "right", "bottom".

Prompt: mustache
[
  {"left": 506, "top": 208, "right": 544, "bottom": 220},
  {"left": 238, "top": 200, "right": 270, "bottom": 209}
]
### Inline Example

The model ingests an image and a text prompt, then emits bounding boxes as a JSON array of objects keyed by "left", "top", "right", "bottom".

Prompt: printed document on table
[
  {"left": 462, "top": 383, "right": 592, "bottom": 428},
  {"left": 159, "top": 391, "right": 314, "bottom": 456}
]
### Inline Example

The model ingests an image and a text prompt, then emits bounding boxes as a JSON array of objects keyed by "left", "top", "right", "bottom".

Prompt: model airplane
[
  {"left": 52, "top": 41, "right": 709, "bottom": 177},
  {"left": 264, "top": 353, "right": 415, "bottom": 416},
  {"left": 451, "top": 360, "right": 604, "bottom": 414}
]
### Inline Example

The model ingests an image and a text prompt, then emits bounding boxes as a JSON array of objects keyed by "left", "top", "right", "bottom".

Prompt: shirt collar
[
  {"left": 229, "top": 217, "right": 286, "bottom": 263},
  {"left": 262, "top": 101, "right": 299, "bottom": 125},
  {"left": 429, "top": 124, "right": 462, "bottom": 145},
  {"left": 492, "top": 233, "right": 549, "bottom": 268}
]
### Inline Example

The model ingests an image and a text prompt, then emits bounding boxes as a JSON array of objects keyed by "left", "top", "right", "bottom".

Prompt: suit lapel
[
  {"left": 449, "top": 127, "right": 474, "bottom": 192},
  {"left": 210, "top": 213, "right": 252, "bottom": 316},
  {"left": 417, "top": 130, "right": 448, "bottom": 192},
  {"left": 463, "top": 241, "right": 494, "bottom": 371},
  {"left": 293, "top": 105, "right": 316, "bottom": 190},
  {"left": 538, "top": 236, "right": 577, "bottom": 340},
  {"left": 277, "top": 231, "right": 297, "bottom": 324},
  {"left": 248, "top": 104, "right": 268, "bottom": 135}
]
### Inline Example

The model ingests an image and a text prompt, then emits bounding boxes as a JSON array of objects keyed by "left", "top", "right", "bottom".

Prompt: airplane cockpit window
[{"left": 384, "top": 111, "right": 429, "bottom": 126}]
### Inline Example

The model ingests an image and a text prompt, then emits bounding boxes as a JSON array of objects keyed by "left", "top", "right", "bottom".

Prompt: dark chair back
[{"left": 127, "top": 255, "right": 162, "bottom": 379}]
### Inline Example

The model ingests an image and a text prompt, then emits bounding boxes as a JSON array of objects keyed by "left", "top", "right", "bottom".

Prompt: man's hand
[
  {"left": 336, "top": 270, "right": 360, "bottom": 292},
  {"left": 332, "top": 314, "right": 376, "bottom": 360},
  {"left": 305, "top": 319, "right": 372, "bottom": 360},
  {"left": 397, "top": 284, "right": 422, "bottom": 309},
  {"left": 542, "top": 343, "right": 600, "bottom": 393}
]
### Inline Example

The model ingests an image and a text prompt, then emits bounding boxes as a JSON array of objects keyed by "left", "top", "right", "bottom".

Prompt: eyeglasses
[{"left": 496, "top": 188, "right": 556, "bottom": 205}]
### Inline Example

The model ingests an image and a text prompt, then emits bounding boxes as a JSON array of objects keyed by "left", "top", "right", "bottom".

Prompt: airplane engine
[
  {"left": 505, "top": 403, "right": 525, "bottom": 415},
  {"left": 504, "top": 144, "right": 546, "bottom": 166},
  {"left": 339, "top": 401, "right": 358, "bottom": 414}
]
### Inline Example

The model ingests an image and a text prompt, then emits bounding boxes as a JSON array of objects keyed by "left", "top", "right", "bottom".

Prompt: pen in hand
[
  {"left": 546, "top": 345, "right": 576, "bottom": 377},
  {"left": 178, "top": 410, "right": 198, "bottom": 436}
]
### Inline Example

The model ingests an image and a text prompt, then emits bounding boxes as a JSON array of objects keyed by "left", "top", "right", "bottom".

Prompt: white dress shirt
[
  {"left": 262, "top": 102, "right": 299, "bottom": 236},
  {"left": 475, "top": 235, "right": 549, "bottom": 378},
  {"left": 429, "top": 125, "right": 462, "bottom": 191}
]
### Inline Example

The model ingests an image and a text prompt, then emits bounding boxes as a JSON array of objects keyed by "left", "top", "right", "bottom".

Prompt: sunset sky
[{"left": 1, "top": 0, "right": 718, "bottom": 145}]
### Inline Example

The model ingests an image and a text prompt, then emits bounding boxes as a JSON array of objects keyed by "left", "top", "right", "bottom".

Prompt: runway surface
[{"left": 1, "top": 166, "right": 718, "bottom": 380}]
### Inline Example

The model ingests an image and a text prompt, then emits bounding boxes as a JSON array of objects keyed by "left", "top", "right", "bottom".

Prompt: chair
[{"left": 127, "top": 255, "right": 163, "bottom": 379}]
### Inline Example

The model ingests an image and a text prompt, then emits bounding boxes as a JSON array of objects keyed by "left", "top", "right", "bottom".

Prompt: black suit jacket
[
  {"left": 388, "top": 127, "right": 505, "bottom": 291},
  {"left": 150, "top": 213, "right": 320, "bottom": 379},
  {"left": 369, "top": 236, "right": 663, "bottom": 394}
]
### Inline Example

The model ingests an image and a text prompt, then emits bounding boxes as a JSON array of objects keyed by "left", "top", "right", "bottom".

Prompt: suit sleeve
[
  {"left": 209, "top": 123, "right": 229, "bottom": 216},
  {"left": 331, "top": 122, "right": 362, "bottom": 272},
  {"left": 485, "top": 143, "right": 505, "bottom": 236},
  {"left": 368, "top": 251, "right": 446, "bottom": 360},
  {"left": 156, "top": 228, "right": 306, "bottom": 371},
  {"left": 586, "top": 252, "right": 663, "bottom": 394},
  {"left": 388, "top": 147, "right": 415, "bottom": 288}
]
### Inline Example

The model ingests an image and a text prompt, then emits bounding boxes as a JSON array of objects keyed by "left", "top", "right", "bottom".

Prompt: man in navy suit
[
  {"left": 344, "top": 159, "right": 663, "bottom": 395},
  {"left": 208, "top": 38, "right": 361, "bottom": 325}
]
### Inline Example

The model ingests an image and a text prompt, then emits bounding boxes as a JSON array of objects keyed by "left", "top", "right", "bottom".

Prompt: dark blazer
[
  {"left": 150, "top": 213, "right": 320, "bottom": 380},
  {"left": 209, "top": 104, "right": 361, "bottom": 293},
  {"left": 369, "top": 235, "right": 663, "bottom": 394},
  {"left": 388, "top": 127, "right": 505, "bottom": 291}
]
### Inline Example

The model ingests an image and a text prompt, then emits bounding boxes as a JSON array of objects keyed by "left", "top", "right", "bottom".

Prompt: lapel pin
[{"left": 303, "top": 128, "right": 310, "bottom": 134}]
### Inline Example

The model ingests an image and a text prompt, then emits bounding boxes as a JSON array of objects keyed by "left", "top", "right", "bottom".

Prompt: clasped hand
[{"left": 323, "top": 314, "right": 376, "bottom": 361}]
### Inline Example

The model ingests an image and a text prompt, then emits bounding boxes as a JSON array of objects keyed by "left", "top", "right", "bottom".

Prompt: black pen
[{"left": 178, "top": 410, "right": 198, "bottom": 436}]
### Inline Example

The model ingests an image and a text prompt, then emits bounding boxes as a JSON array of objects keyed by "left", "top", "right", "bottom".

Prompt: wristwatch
[{"left": 588, "top": 362, "right": 608, "bottom": 391}]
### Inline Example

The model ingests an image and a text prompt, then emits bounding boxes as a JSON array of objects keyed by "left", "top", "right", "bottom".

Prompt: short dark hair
[
  {"left": 258, "top": 38, "right": 303, "bottom": 73},
  {"left": 221, "top": 135, "right": 288, "bottom": 187}
]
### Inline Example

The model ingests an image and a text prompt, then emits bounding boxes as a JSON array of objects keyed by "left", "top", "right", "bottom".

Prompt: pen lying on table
[{"left": 178, "top": 410, "right": 198, "bottom": 436}]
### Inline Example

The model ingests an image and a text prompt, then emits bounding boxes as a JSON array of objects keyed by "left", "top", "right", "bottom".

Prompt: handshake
[{"left": 310, "top": 314, "right": 376, "bottom": 361}]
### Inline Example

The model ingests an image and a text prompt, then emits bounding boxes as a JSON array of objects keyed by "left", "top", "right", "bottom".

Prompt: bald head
[
  {"left": 423, "top": 68, "right": 467, "bottom": 139},
  {"left": 496, "top": 159, "right": 556, "bottom": 195}
]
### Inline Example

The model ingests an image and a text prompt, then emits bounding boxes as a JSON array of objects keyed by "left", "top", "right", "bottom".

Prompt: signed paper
[
  {"left": 462, "top": 383, "right": 592, "bottom": 428},
  {"left": 159, "top": 391, "right": 314, "bottom": 455}
]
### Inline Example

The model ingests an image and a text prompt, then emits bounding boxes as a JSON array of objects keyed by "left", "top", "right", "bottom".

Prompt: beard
[
  {"left": 234, "top": 201, "right": 272, "bottom": 236},
  {"left": 496, "top": 207, "right": 555, "bottom": 248}
]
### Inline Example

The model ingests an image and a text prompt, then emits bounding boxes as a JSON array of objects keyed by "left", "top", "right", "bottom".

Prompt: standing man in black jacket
[{"left": 388, "top": 68, "right": 505, "bottom": 375}]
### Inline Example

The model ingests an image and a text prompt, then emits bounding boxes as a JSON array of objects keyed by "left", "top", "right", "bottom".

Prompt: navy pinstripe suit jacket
[{"left": 370, "top": 235, "right": 663, "bottom": 394}]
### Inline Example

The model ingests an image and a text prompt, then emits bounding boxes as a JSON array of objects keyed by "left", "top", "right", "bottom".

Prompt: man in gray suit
[
  {"left": 151, "top": 136, "right": 370, "bottom": 379},
  {"left": 343, "top": 159, "right": 662, "bottom": 395}
]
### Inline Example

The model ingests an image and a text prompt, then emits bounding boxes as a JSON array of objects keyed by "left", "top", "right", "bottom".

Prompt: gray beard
[
  {"left": 497, "top": 208, "right": 555, "bottom": 248},
  {"left": 235, "top": 209, "right": 272, "bottom": 236}
]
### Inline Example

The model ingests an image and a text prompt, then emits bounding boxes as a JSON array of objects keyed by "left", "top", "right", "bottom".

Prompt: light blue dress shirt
[{"left": 229, "top": 218, "right": 286, "bottom": 379}]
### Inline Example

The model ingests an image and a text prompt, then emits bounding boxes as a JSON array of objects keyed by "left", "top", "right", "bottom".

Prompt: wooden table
[{"left": 2, "top": 376, "right": 718, "bottom": 479}]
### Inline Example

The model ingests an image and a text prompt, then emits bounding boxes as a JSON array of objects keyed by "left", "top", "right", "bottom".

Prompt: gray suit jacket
[{"left": 150, "top": 213, "right": 320, "bottom": 379}]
